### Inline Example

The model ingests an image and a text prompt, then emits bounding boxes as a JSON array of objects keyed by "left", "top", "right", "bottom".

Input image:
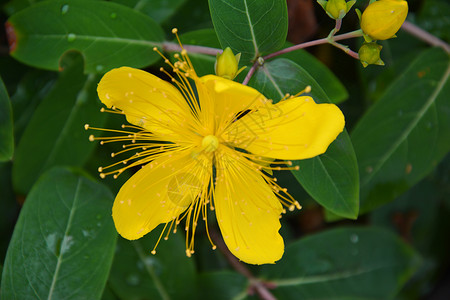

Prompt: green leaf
[
  {"left": 0, "top": 167, "right": 117, "bottom": 299},
  {"left": 0, "top": 77, "right": 14, "bottom": 161},
  {"left": 352, "top": 48, "right": 450, "bottom": 213},
  {"left": 10, "top": 70, "right": 57, "bottom": 143},
  {"left": 209, "top": 0, "right": 288, "bottom": 64},
  {"left": 108, "top": 231, "right": 196, "bottom": 300},
  {"left": 7, "top": 0, "right": 164, "bottom": 73},
  {"left": 278, "top": 43, "right": 349, "bottom": 104},
  {"left": 12, "top": 54, "right": 107, "bottom": 195},
  {"left": 198, "top": 271, "right": 247, "bottom": 300},
  {"left": 249, "top": 58, "right": 359, "bottom": 219},
  {"left": 260, "top": 227, "right": 421, "bottom": 299},
  {"left": 111, "top": 0, "right": 188, "bottom": 24}
]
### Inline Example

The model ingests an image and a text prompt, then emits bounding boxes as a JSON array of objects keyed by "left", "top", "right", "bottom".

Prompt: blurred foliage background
[{"left": 0, "top": 0, "right": 449, "bottom": 299}]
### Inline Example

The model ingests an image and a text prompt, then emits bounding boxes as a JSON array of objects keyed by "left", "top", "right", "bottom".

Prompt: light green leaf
[
  {"left": 108, "top": 231, "right": 196, "bottom": 300},
  {"left": 249, "top": 58, "right": 359, "bottom": 219},
  {"left": 12, "top": 54, "right": 107, "bottom": 195},
  {"left": 7, "top": 0, "right": 164, "bottom": 73},
  {"left": 111, "top": 0, "right": 188, "bottom": 24},
  {"left": 352, "top": 48, "right": 450, "bottom": 213},
  {"left": 0, "top": 167, "right": 117, "bottom": 299},
  {"left": 209, "top": 0, "right": 288, "bottom": 64},
  {"left": 260, "top": 227, "right": 421, "bottom": 299},
  {"left": 0, "top": 77, "right": 14, "bottom": 161}
]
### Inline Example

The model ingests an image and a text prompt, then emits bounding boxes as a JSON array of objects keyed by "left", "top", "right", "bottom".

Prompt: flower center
[{"left": 202, "top": 135, "right": 219, "bottom": 152}]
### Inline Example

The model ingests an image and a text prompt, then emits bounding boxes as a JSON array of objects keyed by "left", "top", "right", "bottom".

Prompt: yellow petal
[
  {"left": 197, "top": 75, "right": 268, "bottom": 133},
  {"left": 112, "top": 152, "right": 211, "bottom": 240},
  {"left": 97, "top": 67, "right": 190, "bottom": 136},
  {"left": 214, "top": 147, "right": 284, "bottom": 264},
  {"left": 223, "top": 96, "right": 345, "bottom": 160}
]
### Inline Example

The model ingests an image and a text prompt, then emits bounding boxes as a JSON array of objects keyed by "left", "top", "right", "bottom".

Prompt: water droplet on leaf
[
  {"left": 126, "top": 273, "right": 141, "bottom": 286},
  {"left": 350, "top": 234, "right": 359, "bottom": 243},
  {"left": 110, "top": 12, "right": 117, "bottom": 19},
  {"left": 96, "top": 65, "right": 104, "bottom": 72},
  {"left": 67, "top": 33, "right": 76, "bottom": 42},
  {"left": 61, "top": 4, "right": 69, "bottom": 14}
]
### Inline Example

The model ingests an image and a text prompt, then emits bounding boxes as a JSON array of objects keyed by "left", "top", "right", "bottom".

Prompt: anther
[
  {"left": 100, "top": 173, "right": 106, "bottom": 179},
  {"left": 98, "top": 167, "right": 103, "bottom": 172},
  {"left": 111, "top": 153, "right": 115, "bottom": 157},
  {"left": 153, "top": 47, "right": 157, "bottom": 51},
  {"left": 305, "top": 85, "right": 312, "bottom": 93},
  {"left": 84, "top": 124, "right": 89, "bottom": 130},
  {"left": 89, "top": 135, "right": 95, "bottom": 142},
  {"left": 212, "top": 245, "right": 217, "bottom": 250},
  {"left": 151, "top": 250, "right": 156, "bottom": 255},
  {"left": 100, "top": 107, "right": 105, "bottom": 112},
  {"left": 172, "top": 28, "right": 178, "bottom": 34}
]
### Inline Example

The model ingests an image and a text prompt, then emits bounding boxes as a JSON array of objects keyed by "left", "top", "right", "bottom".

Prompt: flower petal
[
  {"left": 223, "top": 96, "right": 345, "bottom": 160},
  {"left": 97, "top": 67, "right": 191, "bottom": 135},
  {"left": 112, "top": 152, "right": 211, "bottom": 240},
  {"left": 214, "top": 148, "right": 284, "bottom": 264},
  {"left": 197, "top": 75, "right": 268, "bottom": 133}
]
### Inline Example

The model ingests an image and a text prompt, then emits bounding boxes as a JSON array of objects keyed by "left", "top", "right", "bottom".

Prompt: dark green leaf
[
  {"left": 111, "top": 0, "right": 188, "bottom": 24},
  {"left": 0, "top": 167, "right": 117, "bottom": 300},
  {"left": 10, "top": 70, "right": 57, "bottom": 143},
  {"left": 109, "top": 231, "right": 196, "bottom": 300},
  {"left": 198, "top": 271, "right": 247, "bottom": 300},
  {"left": 249, "top": 58, "right": 359, "bottom": 219},
  {"left": 260, "top": 227, "right": 421, "bottom": 299},
  {"left": 12, "top": 54, "right": 107, "bottom": 195},
  {"left": 178, "top": 29, "right": 221, "bottom": 77},
  {"left": 7, "top": 0, "right": 164, "bottom": 73},
  {"left": 278, "top": 43, "right": 348, "bottom": 104},
  {"left": 0, "top": 77, "right": 14, "bottom": 161},
  {"left": 209, "top": 0, "right": 288, "bottom": 64},
  {"left": 163, "top": 0, "right": 212, "bottom": 32},
  {"left": 352, "top": 48, "right": 450, "bottom": 213}
]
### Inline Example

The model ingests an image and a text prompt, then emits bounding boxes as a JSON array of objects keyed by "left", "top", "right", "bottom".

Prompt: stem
[
  {"left": 209, "top": 226, "right": 277, "bottom": 300},
  {"left": 263, "top": 29, "right": 363, "bottom": 60},
  {"left": 242, "top": 61, "right": 259, "bottom": 85},
  {"left": 162, "top": 41, "right": 222, "bottom": 56},
  {"left": 401, "top": 20, "right": 450, "bottom": 54}
]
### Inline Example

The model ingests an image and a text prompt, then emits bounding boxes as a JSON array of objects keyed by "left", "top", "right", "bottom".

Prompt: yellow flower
[
  {"left": 361, "top": 0, "right": 408, "bottom": 41},
  {"left": 87, "top": 36, "right": 345, "bottom": 265}
]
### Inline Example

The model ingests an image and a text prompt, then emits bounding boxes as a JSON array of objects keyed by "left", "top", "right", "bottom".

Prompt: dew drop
[
  {"left": 398, "top": 110, "right": 403, "bottom": 117},
  {"left": 426, "top": 122, "right": 433, "bottom": 130},
  {"left": 61, "top": 4, "right": 69, "bottom": 14},
  {"left": 67, "top": 33, "right": 76, "bottom": 42},
  {"left": 350, "top": 234, "right": 359, "bottom": 243},
  {"left": 126, "top": 273, "right": 141, "bottom": 286},
  {"left": 110, "top": 12, "right": 117, "bottom": 19},
  {"left": 96, "top": 65, "right": 104, "bottom": 72}
]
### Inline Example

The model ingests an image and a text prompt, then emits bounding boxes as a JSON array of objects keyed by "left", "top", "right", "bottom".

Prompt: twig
[
  {"left": 162, "top": 41, "right": 222, "bottom": 56},
  {"left": 242, "top": 60, "right": 259, "bottom": 85},
  {"left": 401, "top": 20, "right": 450, "bottom": 53},
  {"left": 209, "top": 226, "right": 277, "bottom": 300}
]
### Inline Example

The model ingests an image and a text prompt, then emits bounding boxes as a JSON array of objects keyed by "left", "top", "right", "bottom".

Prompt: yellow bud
[
  {"left": 318, "top": 0, "right": 355, "bottom": 19},
  {"left": 361, "top": 0, "right": 408, "bottom": 41},
  {"left": 358, "top": 42, "right": 384, "bottom": 68},
  {"left": 215, "top": 47, "right": 243, "bottom": 80}
]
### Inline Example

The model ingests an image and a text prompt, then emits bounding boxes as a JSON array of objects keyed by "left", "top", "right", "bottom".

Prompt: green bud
[
  {"left": 317, "top": 0, "right": 356, "bottom": 19},
  {"left": 358, "top": 42, "right": 384, "bottom": 68},
  {"left": 215, "top": 47, "right": 245, "bottom": 80}
]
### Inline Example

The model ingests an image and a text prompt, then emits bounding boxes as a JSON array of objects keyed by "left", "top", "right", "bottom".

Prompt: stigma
[{"left": 202, "top": 135, "right": 219, "bottom": 152}]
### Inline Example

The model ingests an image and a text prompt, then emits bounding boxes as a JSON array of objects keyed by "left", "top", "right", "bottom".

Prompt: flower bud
[
  {"left": 318, "top": 0, "right": 355, "bottom": 19},
  {"left": 361, "top": 0, "right": 408, "bottom": 41},
  {"left": 358, "top": 42, "right": 384, "bottom": 68},
  {"left": 215, "top": 47, "right": 244, "bottom": 80}
]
